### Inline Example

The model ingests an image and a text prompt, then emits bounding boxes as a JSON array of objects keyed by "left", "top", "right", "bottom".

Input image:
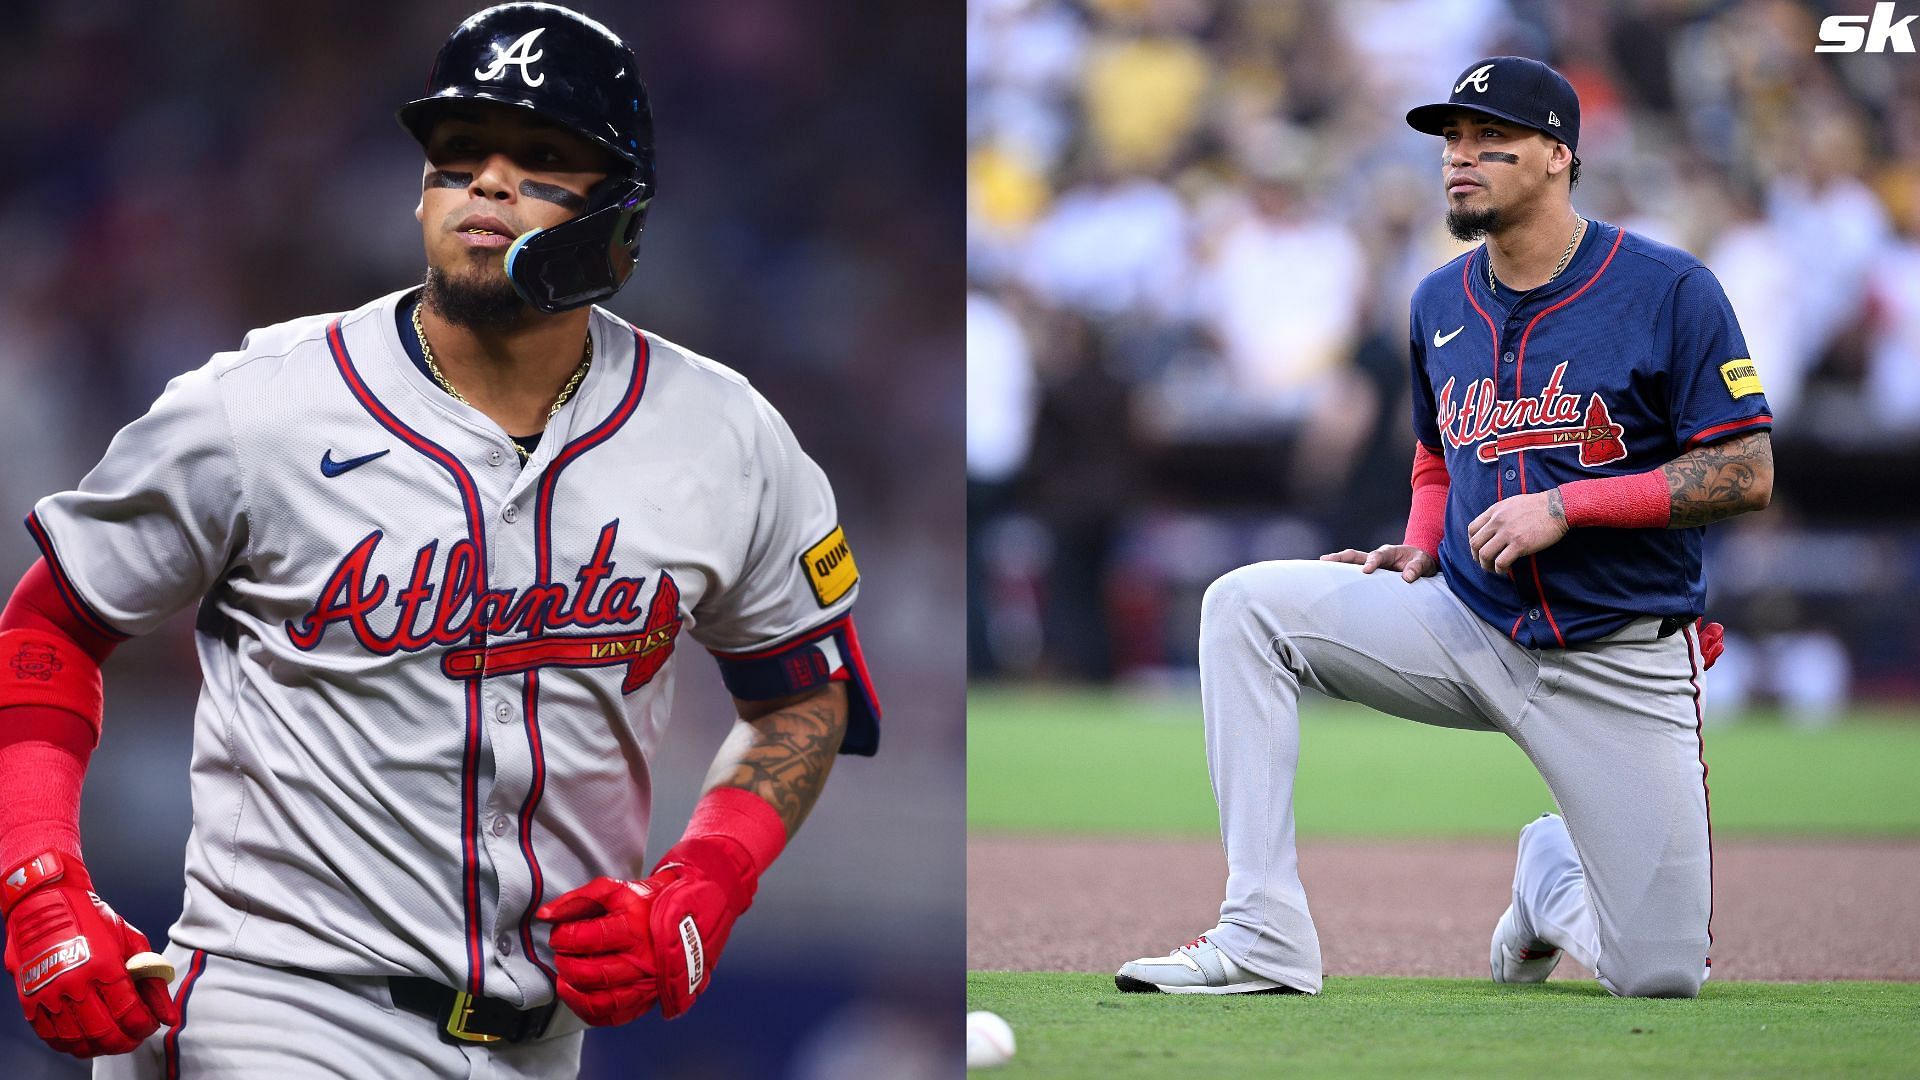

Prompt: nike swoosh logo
[
  {"left": 320, "top": 449, "right": 390, "bottom": 478},
  {"left": 1433, "top": 326, "right": 1465, "bottom": 347}
]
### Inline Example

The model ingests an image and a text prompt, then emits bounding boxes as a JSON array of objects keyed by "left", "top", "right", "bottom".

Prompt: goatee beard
[
  {"left": 1446, "top": 206, "right": 1501, "bottom": 242},
  {"left": 424, "top": 265, "right": 527, "bottom": 329}
]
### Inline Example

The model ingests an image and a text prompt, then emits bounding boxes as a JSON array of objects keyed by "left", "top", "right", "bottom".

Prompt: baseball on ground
[{"left": 966, "top": 1010, "right": 1016, "bottom": 1068}]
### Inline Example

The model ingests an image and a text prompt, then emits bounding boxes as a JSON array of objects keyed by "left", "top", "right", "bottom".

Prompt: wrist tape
[{"left": 1557, "top": 471, "right": 1670, "bottom": 530}]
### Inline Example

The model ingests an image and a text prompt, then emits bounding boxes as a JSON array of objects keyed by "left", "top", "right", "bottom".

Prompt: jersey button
[
  {"left": 493, "top": 701, "right": 512, "bottom": 724},
  {"left": 487, "top": 449, "right": 505, "bottom": 467},
  {"left": 1528, "top": 608, "right": 1541, "bottom": 621},
  {"left": 496, "top": 934, "right": 514, "bottom": 957},
  {"left": 1503, "top": 351, "right": 1515, "bottom": 364},
  {"left": 490, "top": 814, "right": 510, "bottom": 837},
  {"left": 502, "top": 504, "right": 519, "bottom": 524},
  {"left": 1504, "top": 468, "right": 1516, "bottom": 481}
]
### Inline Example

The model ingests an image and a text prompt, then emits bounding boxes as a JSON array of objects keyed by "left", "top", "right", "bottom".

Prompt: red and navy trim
[
  {"left": 516, "top": 325, "right": 652, "bottom": 984},
  {"left": 162, "top": 949, "right": 208, "bottom": 1080},
  {"left": 1514, "top": 226, "right": 1624, "bottom": 649},
  {"left": 1682, "top": 623, "right": 1715, "bottom": 950},
  {"left": 1683, "top": 414, "right": 1771, "bottom": 450},
  {"left": 326, "top": 317, "right": 492, "bottom": 997},
  {"left": 710, "top": 614, "right": 882, "bottom": 756},
  {"left": 21, "top": 513, "right": 130, "bottom": 641}
]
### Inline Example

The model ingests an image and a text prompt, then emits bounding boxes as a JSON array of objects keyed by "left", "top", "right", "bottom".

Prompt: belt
[
  {"left": 389, "top": 977, "right": 557, "bottom": 1046},
  {"left": 1657, "top": 616, "right": 1691, "bottom": 639}
]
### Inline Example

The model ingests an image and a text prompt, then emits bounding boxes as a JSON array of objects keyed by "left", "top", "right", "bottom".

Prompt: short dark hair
[{"left": 1568, "top": 152, "right": 1581, "bottom": 190}]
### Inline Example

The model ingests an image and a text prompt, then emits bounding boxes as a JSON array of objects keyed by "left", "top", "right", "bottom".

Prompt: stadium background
[
  {"left": 968, "top": 0, "right": 1920, "bottom": 1072},
  {"left": 0, "top": 2, "right": 962, "bottom": 1077}
]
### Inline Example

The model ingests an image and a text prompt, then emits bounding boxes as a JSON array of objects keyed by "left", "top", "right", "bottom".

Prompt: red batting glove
[
  {"left": 1, "top": 851, "right": 177, "bottom": 1058},
  {"left": 638, "top": 836, "right": 755, "bottom": 1019},
  {"left": 533, "top": 876, "right": 662, "bottom": 1026},
  {"left": 536, "top": 834, "right": 757, "bottom": 1024},
  {"left": 1700, "top": 621, "right": 1725, "bottom": 671}
]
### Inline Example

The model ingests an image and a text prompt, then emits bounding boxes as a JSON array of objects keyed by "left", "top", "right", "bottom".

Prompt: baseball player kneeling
[
  {"left": 0, "top": 5, "right": 880, "bottom": 1075},
  {"left": 1118, "top": 56, "right": 1769, "bottom": 1000}
]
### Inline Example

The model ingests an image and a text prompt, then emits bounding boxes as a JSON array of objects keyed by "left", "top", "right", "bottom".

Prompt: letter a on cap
[{"left": 1455, "top": 64, "right": 1494, "bottom": 93}]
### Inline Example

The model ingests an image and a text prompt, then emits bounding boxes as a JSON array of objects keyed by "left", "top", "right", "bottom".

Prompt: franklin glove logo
[
  {"left": 678, "top": 915, "right": 704, "bottom": 996},
  {"left": 474, "top": 27, "right": 547, "bottom": 85},
  {"left": 20, "top": 936, "right": 90, "bottom": 996},
  {"left": 1817, "top": 2, "right": 1916, "bottom": 52}
]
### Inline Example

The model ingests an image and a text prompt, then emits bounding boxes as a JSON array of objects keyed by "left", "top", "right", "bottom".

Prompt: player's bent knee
[
  {"left": 1601, "top": 958, "right": 1705, "bottom": 999},
  {"left": 1200, "top": 562, "right": 1301, "bottom": 637},
  {"left": 1199, "top": 565, "right": 1258, "bottom": 628}
]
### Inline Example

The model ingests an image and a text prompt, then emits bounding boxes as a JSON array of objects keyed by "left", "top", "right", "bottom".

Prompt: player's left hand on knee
[
  {"left": 1467, "top": 492, "right": 1570, "bottom": 575},
  {"left": 536, "top": 835, "right": 755, "bottom": 1024}
]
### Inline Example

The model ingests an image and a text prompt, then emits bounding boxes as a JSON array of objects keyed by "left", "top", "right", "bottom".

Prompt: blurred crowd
[
  {"left": 2, "top": 2, "right": 962, "bottom": 1077},
  {"left": 969, "top": 0, "right": 1920, "bottom": 709}
]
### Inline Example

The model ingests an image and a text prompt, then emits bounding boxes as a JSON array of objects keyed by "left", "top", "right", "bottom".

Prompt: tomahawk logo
[
  {"left": 475, "top": 28, "right": 547, "bottom": 85},
  {"left": 1455, "top": 64, "right": 1495, "bottom": 93},
  {"left": 1816, "top": 2, "right": 1916, "bottom": 52}
]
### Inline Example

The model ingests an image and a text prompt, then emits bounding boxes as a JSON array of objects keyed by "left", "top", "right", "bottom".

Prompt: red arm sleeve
[
  {"left": 0, "top": 559, "right": 122, "bottom": 868},
  {"left": 1404, "top": 444, "right": 1450, "bottom": 558}
]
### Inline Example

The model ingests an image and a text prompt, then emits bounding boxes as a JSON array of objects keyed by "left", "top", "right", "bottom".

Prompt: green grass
[
  {"left": 968, "top": 687, "right": 1920, "bottom": 837},
  {"left": 967, "top": 973, "right": 1920, "bottom": 1078}
]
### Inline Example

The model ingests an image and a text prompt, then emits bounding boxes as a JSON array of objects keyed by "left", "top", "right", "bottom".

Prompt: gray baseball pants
[
  {"left": 1197, "top": 559, "right": 1712, "bottom": 998},
  {"left": 94, "top": 943, "right": 586, "bottom": 1079}
]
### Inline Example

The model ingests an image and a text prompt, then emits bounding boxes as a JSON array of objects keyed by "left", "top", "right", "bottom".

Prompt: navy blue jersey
[{"left": 1409, "top": 220, "right": 1772, "bottom": 647}]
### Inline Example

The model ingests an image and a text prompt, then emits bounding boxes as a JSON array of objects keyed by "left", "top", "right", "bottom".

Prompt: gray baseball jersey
[{"left": 28, "top": 289, "right": 880, "bottom": 1010}]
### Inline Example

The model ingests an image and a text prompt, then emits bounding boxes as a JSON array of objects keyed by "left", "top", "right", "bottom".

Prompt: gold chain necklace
[
  {"left": 412, "top": 301, "right": 591, "bottom": 460},
  {"left": 1489, "top": 216, "right": 1585, "bottom": 294}
]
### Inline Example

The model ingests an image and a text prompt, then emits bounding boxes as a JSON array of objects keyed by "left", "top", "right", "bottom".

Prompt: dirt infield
[{"left": 969, "top": 835, "right": 1920, "bottom": 981}]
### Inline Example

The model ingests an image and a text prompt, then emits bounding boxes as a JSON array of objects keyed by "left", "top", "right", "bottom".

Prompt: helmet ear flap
[{"left": 503, "top": 177, "right": 649, "bottom": 313}]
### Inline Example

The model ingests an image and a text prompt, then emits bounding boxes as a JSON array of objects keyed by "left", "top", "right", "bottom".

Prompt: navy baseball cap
[{"left": 1406, "top": 56, "right": 1580, "bottom": 152}]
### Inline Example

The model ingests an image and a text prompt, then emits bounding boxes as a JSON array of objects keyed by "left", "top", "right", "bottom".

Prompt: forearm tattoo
[
  {"left": 714, "top": 694, "right": 846, "bottom": 836},
  {"left": 1662, "top": 431, "right": 1771, "bottom": 528},
  {"left": 1547, "top": 489, "right": 1566, "bottom": 528}
]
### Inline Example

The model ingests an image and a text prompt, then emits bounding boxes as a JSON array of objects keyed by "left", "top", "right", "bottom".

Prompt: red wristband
[
  {"left": 0, "top": 713, "right": 91, "bottom": 877},
  {"left": 1557, "top": 471, "right": 1670, "bottom": 529},
  {"left": 0, "top": 629, "right": 105, "bottom": 739},
  {"left": 670, "top": 787, "right": 788, "bottom": 884}
]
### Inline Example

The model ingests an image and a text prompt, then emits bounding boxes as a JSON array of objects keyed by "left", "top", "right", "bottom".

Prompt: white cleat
[
  {"left": 1490, "top": 901, "right": 1563, "bottom": 983},
  {"left": 1491, "top": 814, "right": 1565, "bottom": 984},
  {"left": 1115, "top": 933, "right": 1303, "bottom": 995}
]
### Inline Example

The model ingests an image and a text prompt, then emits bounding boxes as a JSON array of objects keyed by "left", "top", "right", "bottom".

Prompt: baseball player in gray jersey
[{"left": 0, "top": 5, "right": 880, "bottom": 1075}]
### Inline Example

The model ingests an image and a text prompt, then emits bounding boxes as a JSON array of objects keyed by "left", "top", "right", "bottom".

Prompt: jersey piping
[
  {"left": 514, "top": 324, "right": 653, "bottom": 988},
  {"left": 326, "top": 317, "right": 493, "bottom": 998}
]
